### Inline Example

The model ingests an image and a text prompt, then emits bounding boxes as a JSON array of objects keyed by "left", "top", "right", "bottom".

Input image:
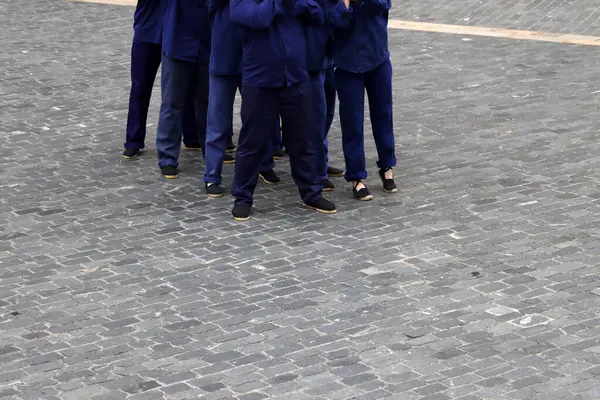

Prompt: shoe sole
[
  {"left": 273, "top": 156, "right": 285, "bottom": 160},
  {"left": 184, "top": 147, "right": 203, "bottom": 151},
  {"left": 225, "top": 148, "right": 236, "bottom": 154},
  {"left": 304, "top": 204, "right": 337, "bottom": 214},
  {"left": 383, "top": 188, "right": 398, "bottom": 193},
  {"left": 356, "top": 195, "right": 373, "bottom": 201},
  {"left": 223, "top": 159, "right": 235, "bottom": 165},
  {"left": 123, "top": 151, "right": 141, "bottom": 159},
  {"left": 163, "top": 175, "right": 178, "bottom": 179},
  {"left": 259, "top": 175, "right": 280, "bottom": 185},
  {"left": 328, "top": 172, "right": 344, "bottom": 178},
  {"left": 207, "top": 193, "right": 224, "bottom": 198},
  {"left": 322, "top": 187, "right": 335, "bottom": 192},
  {"left": 233, "top": 215, "right": 250, "bottom": 221}
]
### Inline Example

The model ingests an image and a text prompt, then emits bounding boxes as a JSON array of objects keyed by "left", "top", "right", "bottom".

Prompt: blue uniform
[
  {"left": 327, "top": 0, "right": 396, "bottom": 181},
  {"left": 156, "top": 0, "right": 212, "bottom": 169},
  {"left": 133, "top": 0, "right": 163, "bottom": 44},
  {"left": 202, "top": 0, "right": 274, "bottom": 186},
  {"left": 233, "top": 0, "right": 323, "bottom": 88},
  {"left": 124, "top": 0, "right": 197, "bottom": 151},
  {"left": 305, "top": 6, "right": 333, "bottom": 181},
  {"left": 229, "top": 0, "right": 324, "bottom": 206}
]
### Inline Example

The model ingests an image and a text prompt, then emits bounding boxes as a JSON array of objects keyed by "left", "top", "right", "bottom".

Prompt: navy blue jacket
[
  {"left": 305, "top": 0, "right": 333, "bottom": 72},
  {"left": 133, "top": 0, "right": 163, "bottom": 44},
  {"left": 209, "top": 0, "right": 243, "bottom": 75},
  {"left": 230, "top": 0, "right": 324, "bottom": 87},
  {"left": 327, "top": 0, "right": 390, "bottom": 73},
  {"left": 162, "top": 0, "right": 211, "bottom": 63}
]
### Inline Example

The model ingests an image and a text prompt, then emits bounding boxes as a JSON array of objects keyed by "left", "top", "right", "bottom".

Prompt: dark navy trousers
[
  {"left": 232, "top": 81, "right": 322, "bottom": 206},
  {"left": 273, "top": 66, "right": 336, "bottom": 168},
  {"left": 156, "top": 55, "right": 209, "bottom": 168},
  {"left": 335, "top": 59, "right": 396, "bottom": 181},
  {"left": 203, "top": 74, "right": 274, "bottom": 184},
  {"left": 324, "top": 66, "right": 336, "bottom": 170},
  {"left": 125, "top": 42, "right": 196, "bottom": 150},
  {"left": 309, "top": 71, "right": 328, "bottom": 181}
]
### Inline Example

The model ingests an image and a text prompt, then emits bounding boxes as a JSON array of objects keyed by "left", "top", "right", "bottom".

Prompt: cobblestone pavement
[
  {"left": 390, "top": 0, "right": 600, "bottom": 36},
  {"left": 2, "top": 1, "right": 600, "bottom": 399}
]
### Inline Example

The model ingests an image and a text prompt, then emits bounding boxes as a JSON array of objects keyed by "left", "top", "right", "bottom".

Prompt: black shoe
[
  {"left": 123, "top": 148, "right": 141, "bottom": 159},
  {"left": 327, "top": 166, "right": 344, "bottom": 178},
  {"left": 183, "top": 143, "right": 203, "bottom": 151},
  {"left": 205, "top": 183, "right": 225, "bottom": 198},
  {"left": 272, "top": 149, "right": 285, "bottom": 160},
  {"left": 304, "top": 197, "right": 337, "bottom": 214},
  {"left": 226, "top": 138, "right": 236, "bottom": 153},
  {"left": 353, "top": 181, "right": 373, "bottom": 201},
  {"left": 232, "top": 203, "right": 251, "bottom": 221},
  {"left": 259, "top": 170, "right": 281, "bottom": 185},
  {"left": 379, "top": 167, "right": 398, "bottom": 193},
  {"left": 321, "top": 179, "right": 335, "bottom": 192},
  {"left": 223, "top": 153, "right": 235, "bottom": 165},
  {"left": 161, "top": 165, "right": 178, "bottom": 179}
]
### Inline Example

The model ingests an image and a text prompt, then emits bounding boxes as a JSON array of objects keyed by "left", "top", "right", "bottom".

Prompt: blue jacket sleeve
[
  {"left": 293, "top": 0, "right": 324, "bottom": 25},
  {"left": 362, "top": 0, "right": 390, "bottom": 13},
  {"left": 230, "top": 0, "right": 282, "bottom": 30},
  {"left": 326, "top": 0, "right": 352, "bottom": 28}
]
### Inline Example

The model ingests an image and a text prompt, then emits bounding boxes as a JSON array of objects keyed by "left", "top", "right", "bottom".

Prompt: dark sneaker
[
  {"left": 327, "top": 166, "right": 345, "bottom": 177},
  {"left": 183, "top": 143, "right": 203, "bottom": 151},
  {"left": 304, "top": 197, "right": 337, "bottom": 214},
  {"left": 259, "top": 170, "right": 281, "bottom": 185},
  {"left": 321, "top": 179, "right": 335, "bottom": 191},
  {"left": 378, "top": 167, "right": 398, "bottom": 193},
  {"left": 226, "top": 138, "right": 236, "bottom": 153},
  {"left": 123, "top": 148, "right": 141, "bottom": 159},
  {"left": 205, "top": 183, "right": 225, "bottom": 198},
  {"left": 161, "top": 165, "right": 178, "bottom": 179},
  {"left": 353, "top": 181, "right": 373, "bottom": 201},
  {"left": 272, "top": 149, "right": 285, "bottom": 160},
  {"left": 223, "top": 153, "right": 235, "bottom": 165},
  {"left": 232, "top": 203, "right": 251, "bottom": 221}
]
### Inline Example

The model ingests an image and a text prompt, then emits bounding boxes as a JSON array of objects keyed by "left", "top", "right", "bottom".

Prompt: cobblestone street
[{"left": 1, "top": 0, "right": 600, "bottom": 399}]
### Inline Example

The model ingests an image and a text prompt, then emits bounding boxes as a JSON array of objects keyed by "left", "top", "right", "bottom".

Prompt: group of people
[{"left": 123, "top": 0, "right": 397, "bottom": 221}]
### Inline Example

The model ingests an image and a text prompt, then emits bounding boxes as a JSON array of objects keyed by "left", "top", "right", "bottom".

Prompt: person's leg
[
  {"left": 203, "top": 74, "right": 241, "bottom": 186},
  {"left": 231, "top": 86, "right": 279, "bottom": 214},
  {"left": 279, "top": 80, "right": 328, "bottom": 207},
  {"left": 193, "top": 62, "right": 209, "bottom": 154},
  {"left": 364, "top": 59, "right": 397, "bottom": 192},
  {"left": 271, "top": 118, "right": 284, "bottom": 159},
  {"left": 309, "top": 71, "right": 328, "bottom": 184},
  {"left": 181, "top": 62, "right": 202, "bottom": 150},
  {"left": 124, "top": 42, "right": 162, "bottom": 154},
  {"left": 324, "top": 65, "right": 336, "bottom": 145},
  {"left": 335, "top": 67, "right": 371, "bottom": 200},
  {"left": 156, "top": 56, "right": 194, "bottom": 174},
  {"left": 323, "top": 66, "right": 344, "bottom": 177},
  {"left": 335, "top": 68, "right": 366, "bottom": 182}
]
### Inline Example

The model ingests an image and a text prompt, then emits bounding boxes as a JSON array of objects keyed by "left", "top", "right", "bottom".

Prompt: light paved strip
[
  {"left": 71, "top": 0, "right": 136, "bottom": 5},
  {"left": 69, "top": 0, "right": 600, "bottom": 47},
  {"left": 388, "top": 20, "right": 600, "bottom": 46}
]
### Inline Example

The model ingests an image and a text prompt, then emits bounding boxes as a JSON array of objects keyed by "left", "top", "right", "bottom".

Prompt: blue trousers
[
  {"left": 232, "top": 81, "right": 321, "bottom": 206},
  {"left": 324, "top": 66, "right": 336, "bottom": 169},
  {"left": 203, "top": 74, "right": 274, "bottom": 184},
  {"left": 309, "top": 71, "right": 328, "bottom": 181},
  {"left": 156, "top": 55, "right": 209, "bottom": 168},
  {"left": 125, "top": 42, "right": 196, "bottom": 150},
  {"left": 335, "top": 59, "right": 396, "bottom": 181},
  {"left": 274, "top": 66, "right": 336, "bottom": 163}
]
